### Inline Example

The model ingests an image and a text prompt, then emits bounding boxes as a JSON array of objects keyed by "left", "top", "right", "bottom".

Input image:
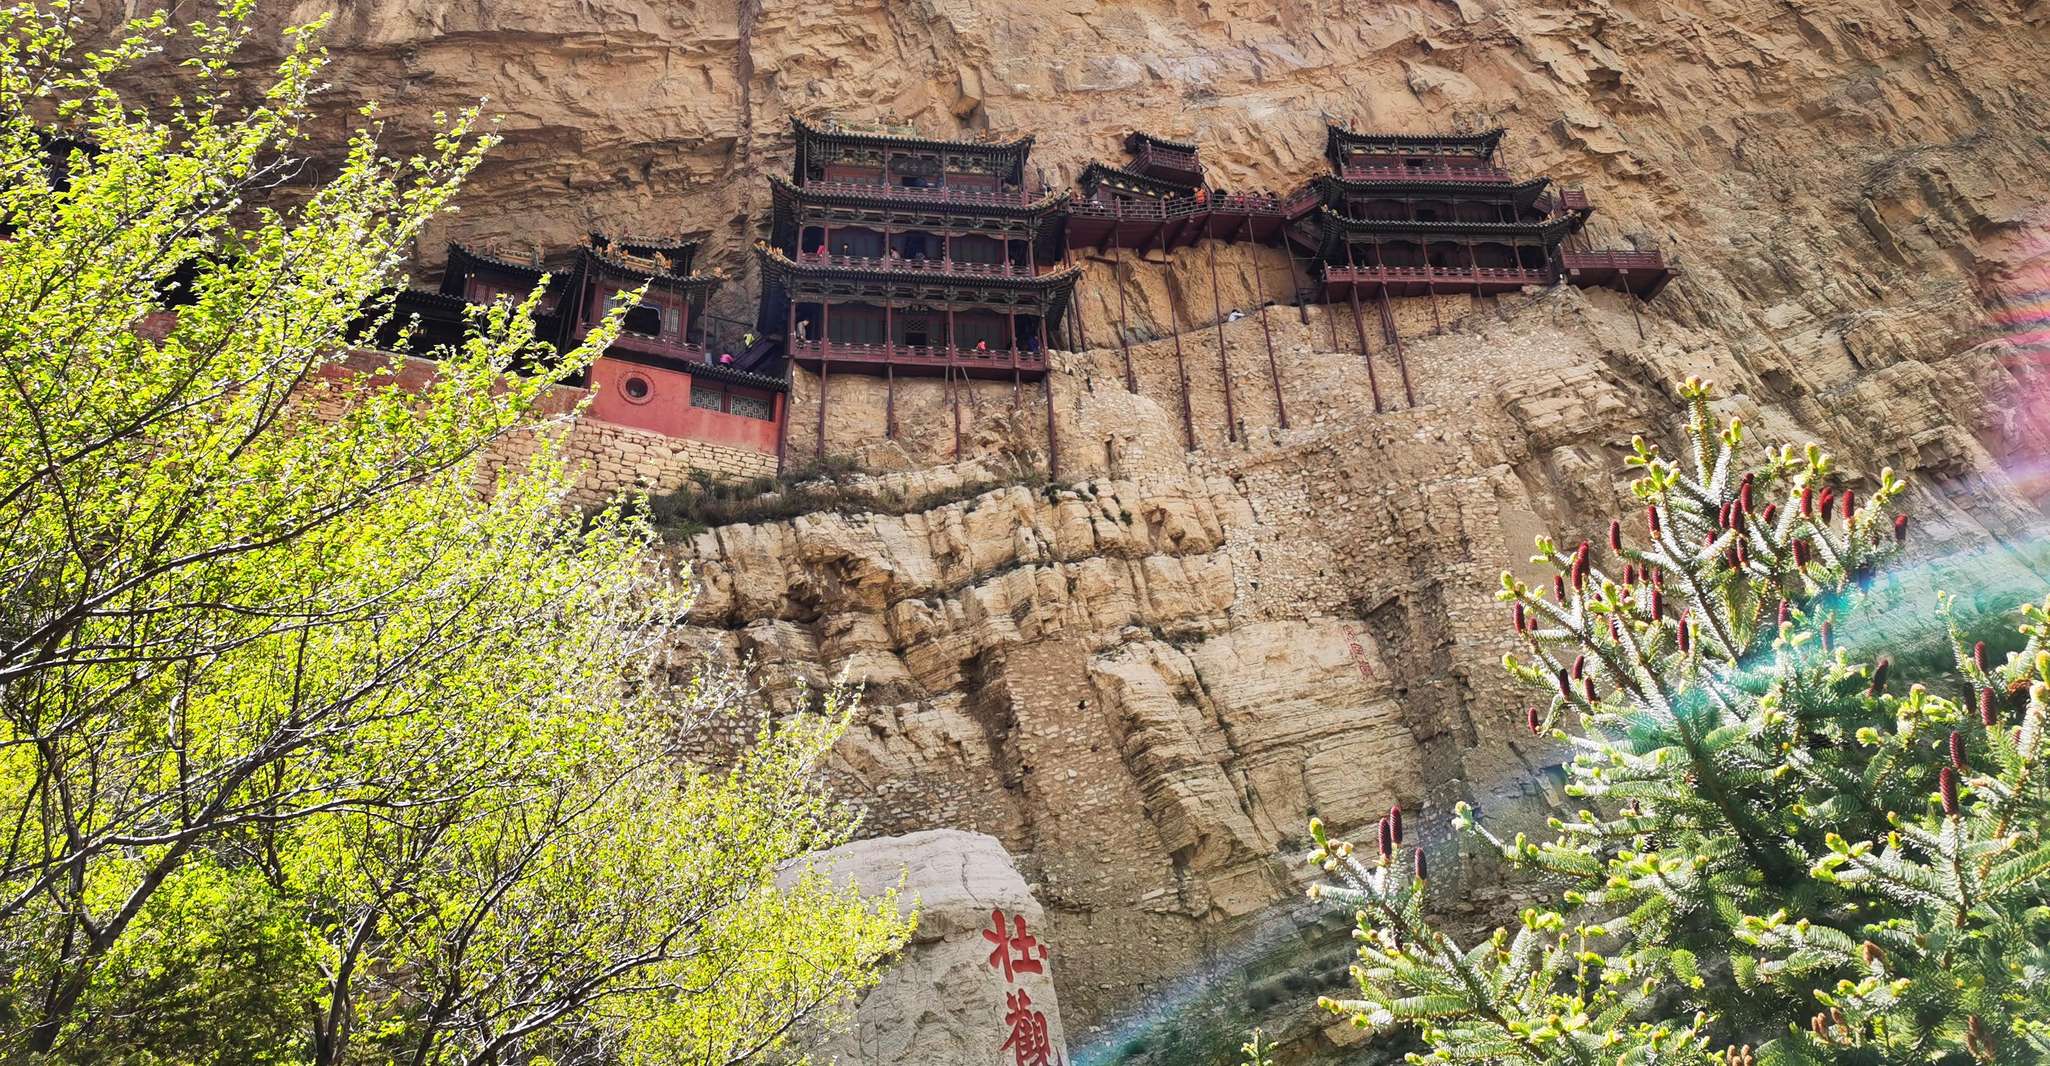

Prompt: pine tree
[{"left": 1304, "top": 379, "right": 2050, "bottom": 1064}]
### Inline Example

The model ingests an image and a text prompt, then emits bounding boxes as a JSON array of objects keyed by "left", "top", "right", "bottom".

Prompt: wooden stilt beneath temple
[
  {"left": 1161, "top": 232, "right": 1195, "bottom": 450},
  {"left": 1207, "top": 241, "right": 1237, "bottom": 441},
  {"left": 1113, "top": 228, "right": 1136, "bottom": 393},
  {"left": 1346, "top": 281, "right": 1384, "bottom": 414},
  {"left": 1043, "top": 372, "right": 1058, "bottom": 481},
  {"left": 1376, "top": 288, "right": 1414, "bottom": 408}
]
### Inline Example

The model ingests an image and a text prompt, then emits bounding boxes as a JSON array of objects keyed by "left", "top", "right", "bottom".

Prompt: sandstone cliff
[{"left": 92, "top": 0, "right": 2050, "bottom": 1048}]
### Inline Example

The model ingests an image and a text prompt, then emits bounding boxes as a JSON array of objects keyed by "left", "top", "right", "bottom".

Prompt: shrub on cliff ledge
[
  {"left": 0, "top": 4, "right": 908, "bottom": 1063},
  {"left": 1304, "top": 380, "right": 2050, "bottom": 1063}
]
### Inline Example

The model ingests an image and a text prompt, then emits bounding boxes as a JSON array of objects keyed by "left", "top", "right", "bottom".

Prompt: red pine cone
[
  {"left": 1740, "top": 479, "right": 1754, "bottom": 514},
  {"left": 1761, "top": 503, "right": 1778, "bottom": 526},
  {"left": 1949, "top": 730, "right": 1965, "bottom": 771},
  {"left": 1609, "top": 518, "right": 1623, "bottom": 551},
  {"left": 1647, "top": 504, "right": 1661, "bottom": 539},
  {"left": 1793, "top": 539, "right": 1811, "bottom": 566},
  {"left": 1821, "top": 621, "right": 1833, "bottom": 652},
  {"left": 1974, "top": 641, "right": 1988, "bottom": 673},
  {"left": 1514, "top": 602, "right": 1527, "bottom": 634},
  {"left": 1378, "top": 816, "right": 1394, "bottom": 858},
  {"left": 1800, "top": 485, "right": 1814, "bottom": 517},
  {"left": 1556, "top": 668, "right": 1571, "bottom": 699},
  {"left": 1572, "top": 654, "right": 1587, "bottom": 680},
  {"left": 1414, "top": 849, "right": 1427, "bottom": 881},
  {"left": 1555, "top": 574, "right": 1568, "bottom": 602},
  {"left": 1820, "top": 489, "right": 1836, "bottom": 522},
  {"left": 1868, "top": 657, "right": 1890, "bottom": 696},
  {"left": 1981, "top": 688, "right": 1998, "bottom": 727},
  {"left": 1582, "top": 676, "right": 1597, "bottom": 702},
  {"left": 1843, "top": 489, "right": 1857, "bottom": 522},
  {"left": 1940, "top": 766, "right": 1959, "bottom": 816},
  {"left": 1650, "top": 588, "right": 1663, "bottom": 619},
  {"left": 1389, "top": 805, "right": 1404, "bottom": 844},
  {"left": 1527, "top": 706, "right": 1542, "bottom": 733},
  {"left": 1678, "top": 615, "right": 1693, "bottom": 653},
  {"left": 1893, "top": 514, "right": 1908, "bottom": 545}
]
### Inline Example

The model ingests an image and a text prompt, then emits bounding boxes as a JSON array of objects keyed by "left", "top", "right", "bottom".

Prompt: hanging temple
[{"left": 381, "top": 118, "right": 1674, "bottom": 483}]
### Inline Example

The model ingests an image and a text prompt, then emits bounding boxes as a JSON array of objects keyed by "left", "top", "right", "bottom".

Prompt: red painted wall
[{"left": 584, "top": 357, "right": 781, "bottom": 455}]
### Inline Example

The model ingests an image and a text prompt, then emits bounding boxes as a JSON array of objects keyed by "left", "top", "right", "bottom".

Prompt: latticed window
[
  {"left": 728, "top": 395, "right": 773, "bottom": 421},
  {"left": 691, "top": 386, "right": 725, "bottom": 411}
]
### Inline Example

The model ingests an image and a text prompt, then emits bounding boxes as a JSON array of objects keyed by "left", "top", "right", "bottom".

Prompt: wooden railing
[
  {"left": 802, "top": 179, "right": 1042, "bottom": 207},
  {"left": 790, "top": 339, "right": 1048, "bottom": 371},
  {"left": 1131, "top": 142, "right": 1201, "bottom": 175},
  {"left": 1323, "top": 264, "right": 1552, "bottom": 286},
  {"left": 1559, "top": 248, "right": 1666, "bottom": 271},
  {"left": 1339, "top": 163, "right": 1514, "bottom": 184},
  {"left": 793, "top": 251, "right": 1044, "bottom": 278},
  {"left": 1068, "top": 190, "right": 1301, "bottom": 223}
]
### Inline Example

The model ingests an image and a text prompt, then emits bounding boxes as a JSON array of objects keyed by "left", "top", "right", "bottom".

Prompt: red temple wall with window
[{"left": 584, "top": 357, "right": 782, "bottom": 455}]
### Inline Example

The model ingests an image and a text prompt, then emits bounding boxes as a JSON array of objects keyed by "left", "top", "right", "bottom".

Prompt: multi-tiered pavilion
[
  {"left": 385, "top": 233, "right": 786, "bottom": 466},
  {"left": 1297, "top": 124, "right": 1671, "bottom": 303},
  {"left": 757, "top": 117, "right": 1082, "bottom": 458},
  {"left": 1280, "top": 123, "right": 1672, "bottom": 409}
]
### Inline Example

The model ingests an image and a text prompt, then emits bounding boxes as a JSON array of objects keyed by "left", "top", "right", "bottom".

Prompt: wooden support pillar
[
  {"left": 1161, "top": 231, "right": 1195, "bottom": 450},
  {"left": 948, "top": 304, "right": 961, "bottom": 461},
  {"left": 778, "top": 298, "right": 795, "bottom": 474},
  {"left": 1347, "top": 280, "right": 1383, "bottom": 414},
  {"left": 1378, "top": 287, "right": 1414, "bottom": 407},
  {"left": 1257, "top": 260, "right": 1287, "bottom": 429},
  {"left": 1042, "top": 369, "right": 1058, "bottom": 482},
  {"left": 1467, "top": 241, "right": 1482, "bottom": 300},
  {"left": 815, "top": 300, "right": 831, "bottom": 460},
  {"left": 1064, "top": 241, "right": 1090, "bottom": 353},
  {"left": 1623, "top": 270, "right": 1644, "bottom": 339},
  {"left": 1009, "top": 310, "right": 1021, "bottom": 407},
  {"left": 1207, "top": 241, "right": 1237, "bottom": 441},
  {"left": 1112, "top": 223, "right": 1137, "bottom": 393}
]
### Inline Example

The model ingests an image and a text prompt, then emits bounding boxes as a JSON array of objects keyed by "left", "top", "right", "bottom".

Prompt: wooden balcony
[
  {"left": 1339, "top": 163, "right": 1515, "bottom": 184},
  {"left": 801, "top": 179, "right": 1043, "bottom": 209},
  {"left": 1320, "top": 263, "right": 1553, "bottom": 298},
  {"left": 789, "top": 339, "right": 1048, "bottom": 380},
  {"left": 1130, "top": 142, "right": 1202, "bottom": 184},
  {"left": 1560, "top": 247, "right": 1673, "bottom": 299},
  {"left": 793, "top": 251, "right": 1046, "bottom": 279},
  {"left": 1066, "top": 190, "right": 1308, "bottom": 250}
]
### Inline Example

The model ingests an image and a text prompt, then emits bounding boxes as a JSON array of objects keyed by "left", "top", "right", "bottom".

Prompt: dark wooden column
[
  {"left": 1207, "top": 241, "right": 1237, "bottom": 441},
  {"left": 1112, "top": 212, "right": 1136, "bottom": 393},
  {"left": 948, "top": 303, "right": 961, "bottom": 461},
  {"left": 816, "top": 300, "right": 831, "bottom": 460},
  {"left": 1378, "top": 288, "right": 1414, "bottom": 407},
  {"left": 1257, "top": 252, "right": 1287, "bottom": 429},
  {"left": 1161, "top": 229, "right": 1194, "bottom": 450}
]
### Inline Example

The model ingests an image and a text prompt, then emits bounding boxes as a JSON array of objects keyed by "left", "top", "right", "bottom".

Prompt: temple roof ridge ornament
[
  {"left": 790, "top": 115, "right": 1035, "bottom": 156},
  {"left": 576, "top": 244, "right": 722, "bottom": 291},
  {"left": 1123, "top": 130, "right": 1199, "bottom": 153},
  {"left": 1078, "top": 160, "right": 1199, "bottom": 198},
  {"left": 1324, "top": 123, "right": 1507, "bottom": 165}
]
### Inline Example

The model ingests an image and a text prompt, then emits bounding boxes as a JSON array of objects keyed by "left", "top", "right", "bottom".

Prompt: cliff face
[{"left": 107, "top": 0, "right": 2050, "bottom": 1041}]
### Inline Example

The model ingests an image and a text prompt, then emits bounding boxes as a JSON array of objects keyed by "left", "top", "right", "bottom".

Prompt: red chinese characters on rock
[
  {"left": 1001, "top": 988, "right": 1060, "bottom": 1066},
  {"left": 983, "top": 907, "right": 1060, "bottom": 1066},
  {"left": 1344, "top": 626, "right": 1376, "bottom": 680}
]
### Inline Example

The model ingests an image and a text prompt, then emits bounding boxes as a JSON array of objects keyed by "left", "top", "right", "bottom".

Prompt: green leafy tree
[
  {"left": 0, "top": 3, "right": 910, "bottom": 1063},
  {"left": 1302, "top": 380, "right": 2050, "bottom": 1064}
]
